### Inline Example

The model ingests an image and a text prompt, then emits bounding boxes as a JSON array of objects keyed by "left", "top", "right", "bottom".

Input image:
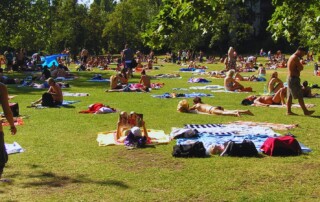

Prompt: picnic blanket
[
  {"left": 229, "top": 121, "right": 298, "bottom": 131},
  {"left": 190, "top": 85, "right": 224, "bottom": 90},
  {"left": 152, "top": 74, "right": 182, "bottom": 79},
  {"left": 97, "top": 129, "right": 170, "bottom": 146},
  {"left": 87, "top": 79, "right": 110, "bottom": 82},
  {"left": 251, "top": 103, "right": 316, "bottom": 108},
  {"left": 30, "top": 100, "right": 80, "bottom": 109},
  {"left": 5, "top": 142, "right": 24, "bottom": 154},
  {"left": 63, "top": 92, "right": 89, "bottom": 97},
  {"left": 180, "top": 68, "right": 205, "bottom": 73},
  {"left": 55, "top": 77, "right": 75, "bottom": 81},
  {"left": 173, "top": 124, "right": 311, "bottom": 153},
  {"left": 152, "top": 92, "right": 213, "bottom": 99},
  {"left": 79, "top": 103, "right": 116, "bottom": 114},
  {"left": 1, "top": 117, "right": 24, "bottom": 126},
  {"left": 188, "top": 77, "right": 211, "bottom": 83}
]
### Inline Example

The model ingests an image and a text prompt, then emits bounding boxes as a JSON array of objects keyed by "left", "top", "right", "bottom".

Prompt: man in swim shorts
[{"left": 287, "top": 47, "right": 314, "bottom": 116}]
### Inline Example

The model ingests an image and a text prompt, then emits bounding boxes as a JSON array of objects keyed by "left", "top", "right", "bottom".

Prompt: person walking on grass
[
  {"left": 0, "top": 83, "right": 17, "bottom": 182},
  {"left": 287, "top": 46, "right": 315, "bottom": 116}
]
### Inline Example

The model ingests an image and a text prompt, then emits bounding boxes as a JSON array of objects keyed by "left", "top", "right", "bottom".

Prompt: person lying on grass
[
  {"left": 242, "top": 87, "right": 287, "bottom": 107},
  {"left": 224, "top": 69, "right": 253, "bottom": 92},
  {"left": 177, "top": 97, "right": 254, "bottom": 117}
]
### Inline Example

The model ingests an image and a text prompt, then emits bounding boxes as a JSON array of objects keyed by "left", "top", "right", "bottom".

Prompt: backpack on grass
[
  {"left": 220, "top": 140, "right": 258, "bottom": 157},
  {"left": 261, "top": 136, "right": 302, "bottom": 156},
  {"left": 172, "top": 141, "right": 206, "bottom": 158}
]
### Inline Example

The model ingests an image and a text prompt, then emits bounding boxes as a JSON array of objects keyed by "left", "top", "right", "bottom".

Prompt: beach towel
[
  {"left": 79, "top": 103, "right": 116, "bottom": 114},
  {"left": 55, "top": 77, "right": 75, "bottom": 81},
  {"left": 97, "top": 129, "right": 170, "bottom": 146},
  {"left": 251, "top": 103, "right": 315, "bottom": 108},
  {"left": 174, "top": 124, "right": 311, "bottom": 153},
  {"left": 229, "top": 121, "right": 297, "bottom": 131},
  {"left": 211, "top": 89, "right": 251, "bottom": 93},
  {"left": 87, "top": 79, "right": 110, "bottom": 82},
  {"left": 63, "top": 92, "right": 89, "bottom": 97},
  {"left": 188, "top": 77, "right": 211, "bottom": 83},
  {"left": 152, "top": 74, "right": 182, "bottom": 79},
  {"left": 179, "top": 68, "right": 205, "bottom": 73},
  {"left": 1, "top": 117, "right": 24, "bottom": 126},
  {"left": 5, "top": 142, "right": 24, "bottom": 154},
  {"left": 190, "top": 85, "right": 224, "bottom": 90},
  {"left": 152, "top": 92, "right": 213, "bottom": 99},
  {"left": 61, "top": 100, "right": 80, "bottom": 105},
  {"left": 30, "top": 100, "right": 80, "bottom": 109}
]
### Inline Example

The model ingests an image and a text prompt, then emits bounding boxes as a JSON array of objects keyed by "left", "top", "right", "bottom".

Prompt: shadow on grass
[
  {"left": 19, "top": 171, "right": 129, "bottom": 189},
  {"left": 310, "top": 115, "right": 320, "bottom": 119}
]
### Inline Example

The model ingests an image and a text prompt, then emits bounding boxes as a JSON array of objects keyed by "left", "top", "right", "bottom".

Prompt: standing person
[
  {"left": 80, "top": 48, "right": 89, "bottom": 64},
  {"left": 287, "top": 47, "right": 315, "bottom": 116},
  {"left": 0, "top": 83, "right": 17, "bottom": 182},
  {"left": 227, "top": 47, "right": 237, "bottom": 71},
  {"left": 122, "top": 44, "right": 135, "bottom": 78},
  {"left": 4, "top": 51, "right": 13, "bottom": 71}
]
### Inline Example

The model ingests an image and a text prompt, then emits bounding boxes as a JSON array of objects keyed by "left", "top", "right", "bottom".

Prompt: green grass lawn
[{"left": 1, "top": 57, "right": 320, "bottom": 201}]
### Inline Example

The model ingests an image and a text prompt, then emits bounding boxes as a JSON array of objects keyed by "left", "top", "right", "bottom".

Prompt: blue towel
[{"left": 152, "top": 93, "right": 213, "bottom": 99}]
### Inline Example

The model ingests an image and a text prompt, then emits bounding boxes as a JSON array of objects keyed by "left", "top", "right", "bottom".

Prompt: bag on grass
[
  {"left": 172, "top": 141, "right": 206, "bottom": 158},
  {"left": 9, "top": 103, "right": 19, "bottom": 117},
  {"left": 41, "top": 92, "right": 54, "bottom": 107},
  {"left": 260, "top": 136, "right": 302, "bottom": 156},
  {"left": 220, "top": 140, "right": 258, "bottom": 157}
]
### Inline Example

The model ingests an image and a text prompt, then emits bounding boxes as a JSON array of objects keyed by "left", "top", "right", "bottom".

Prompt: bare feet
[
  {"left": 287, "top": 112, "right": 298, "bottom": 116},
  {"left": 235, "top": 112, "right": 241, "bottom": 117},
  {"left": 304, "top": 110, "right": 315, "bottom": 116}
]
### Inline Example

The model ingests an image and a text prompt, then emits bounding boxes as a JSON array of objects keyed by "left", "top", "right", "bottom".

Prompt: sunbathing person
[
  {"left": 242, "top": 87, "right": 287, "bottom": 106},
  {"left": 224, "top": 70, "right": 252, "bottom": 92},
  {"left": 115, "top": 111, "right": 148, "bottom": 144},
  {"left": 31, "top": 78, "right": 63, "bottom": 106},
  {"left": 177, "top": 97, "right": 253, "bottom": 117},
  {"left": 268, "top": 71, "right": 283, "bottom": 94},
  {"left": 109, "top": 73, "right": 123, "bottom": 90},
  {"left": 139, "top": 70, "right": 151, "bottom": 91},
  {"left": 302, "top": 81, "right": 319, "bottom": 98}
]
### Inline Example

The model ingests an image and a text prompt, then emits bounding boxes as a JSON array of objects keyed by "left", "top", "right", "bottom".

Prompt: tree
[
  {"left": 143, "top": 0, "right": 256, "bottom": 53},
  {"left": 268, "top": 0, "right": 320, "bottom": 52}
]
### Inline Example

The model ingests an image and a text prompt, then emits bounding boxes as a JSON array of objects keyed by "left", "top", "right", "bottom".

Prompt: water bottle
[{"left": 263, "top": 84, "right": 267, "bottom": 94}]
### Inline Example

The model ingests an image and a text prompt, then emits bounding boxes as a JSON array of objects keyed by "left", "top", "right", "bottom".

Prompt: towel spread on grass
[
  {"left": 152, "top": 92, "right": 213, "bottom": 99},
  {"left": 2, "top": 117, "right": 24, "bottom": 126},
  {"left": 189, "top": 85, "right": 225, "bottom": 90},
  {"left": 55, "top": 77, "right": 75, "bottom": 81},
  {"left": 31, "top": 100, "right": 80, "bottom": 109},
  {"left": 79, "top": 103, "right": 117, "bottom": 114},
  {"left": 152, "top": 74, "right": 182, "bottom": 79},
  {"left": 5, "top": 142, "right": 24, "bottom": 154},
  {"left": 188, "top": 77, "right": 211, "bottom": 83},
  {"left": 179, "top": 68, "right": 205, "bottom": 72},
  {"left": 251, "top": 103, "right": 316, "bottom": 108},
  {"left": 211, "top": 89, "right": 250, "bottom": 93},
  {"left": 87, "top": 79, "right": 110, "bottom": 82},
  {"left": 173, "top": 124, "right": 311, "bottom": 153},
  {"left": 63, "top": 92, "right": 89, "bottom": 97},
  {"left": 229, "top": 121, "right": 298, "bottom": 131},
  {"left": 96, "top": 129, "right": 170, "bottom": 146}
]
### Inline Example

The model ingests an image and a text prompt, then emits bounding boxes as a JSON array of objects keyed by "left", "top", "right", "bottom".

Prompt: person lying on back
[{"left": 242, "top": 87, "right": 287, "bottom": 107}]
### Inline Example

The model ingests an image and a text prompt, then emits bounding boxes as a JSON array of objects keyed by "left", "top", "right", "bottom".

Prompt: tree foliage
[{"left": 268, "top": 0, "right": 320, "bottom": 52}]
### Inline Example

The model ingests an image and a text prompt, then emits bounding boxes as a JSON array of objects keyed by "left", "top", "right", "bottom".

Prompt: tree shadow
[{"left": 18, "top": 171, "right": 129, "bottom": 189}]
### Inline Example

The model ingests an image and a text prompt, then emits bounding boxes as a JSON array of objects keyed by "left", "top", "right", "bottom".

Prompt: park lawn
[{"left": 1, "top": 57, "right": 320, "bottom": 201}]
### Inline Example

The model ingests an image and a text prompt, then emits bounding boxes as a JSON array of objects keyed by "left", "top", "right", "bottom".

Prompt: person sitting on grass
[
  {"left": 139, "top": 69, "right": 151, "bottom": 92},
  {"left": 224, "top": 69, "right": 252, "bottom": 92},
  {"left": 31, "top": 77, "right": 63, "bottom": 106},
  {"left": 109, "top": 73, "right": 123, "bottom": 90},
  {"left": 177, "top": 97, "right": 254, "bottom": 117},
  {"left": 302, "top": 81, "right": 319, "bottom": 98},
  {"left": 115, "top": 111, "right": 149, "bottom": 148},
  {"left": 268, "top": 71, "right": 283, "bottom": 94},
  {"left": 242, "top": 87, "right": 287, "bottom": 107}
]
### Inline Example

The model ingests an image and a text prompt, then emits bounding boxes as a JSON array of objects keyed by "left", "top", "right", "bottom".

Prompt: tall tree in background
[
  {"left": 268, "top": 0, "right": 320, "bottom": 52},
  {"left": 143, "top": 0, "right": 256, "bottom": 53}
]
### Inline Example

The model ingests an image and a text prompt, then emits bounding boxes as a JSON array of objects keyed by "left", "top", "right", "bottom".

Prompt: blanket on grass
[
  {"left": 79, "top": 103, "right": 117, "bottom": 114},
  {"left": 87, "top": 79, "right": 110, "bottom": 82},
  {"left": 31, "top": 100, "right": 80, "bottom": 109},
  {"left": 229, "top": 121, "right": 298, "bottom": 131},
  {"left": 179, "top": 68, "right": 205, "bottom": 73},
  {"left": 5, "top": 142, "right": 24, "bottom": 154},
  {"left": 63, "top": 92, "right": 89, "bottom": 97},
  {"left": 188, "top": 77, "right": 211, "bottom": 83},
  {"left": 97, "top": 129, "right": 170, "bottom": 146},
  {"left": 251, "top": 103, "right": 316, "bottom": 108},
  {"left": 211, "top": 89, "right": 251, "bottom": 93},
  {"left": 152, "top": 74, "right": 182, "bottom": 79},
  {"left": 189, "top": 85, "right": 224, "bottom": 90},
  {"left": 152, "top": 92, "right": 213, "bottom": 99},
  {"left": 173, "top": 124, "right": 311, "bottom": 153},
  {"left": 1, "top": 117, "right": 24, "bottom": 126}
]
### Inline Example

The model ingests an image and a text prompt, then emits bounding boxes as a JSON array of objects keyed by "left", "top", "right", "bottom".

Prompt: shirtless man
[
  {"left": 178, "top": 97, "right": 253, "bottom": 117},
  {"left": 32, "top": 78, "right": 63, "bottom": 106},
  {"left": 243, "top": 87, "right": 287, "bottom": 107},
  {"left": 287, "top": 47, "right": 315, "bottom": 116},
  {"left": 0, "top": 83, "right": 17, "bottom": 182},
  {"left": 224, "top": 70, "right": 252, "bottom": 92},
  {"left": 139, "top": 70, "right": 151, "bottom": 91}
]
